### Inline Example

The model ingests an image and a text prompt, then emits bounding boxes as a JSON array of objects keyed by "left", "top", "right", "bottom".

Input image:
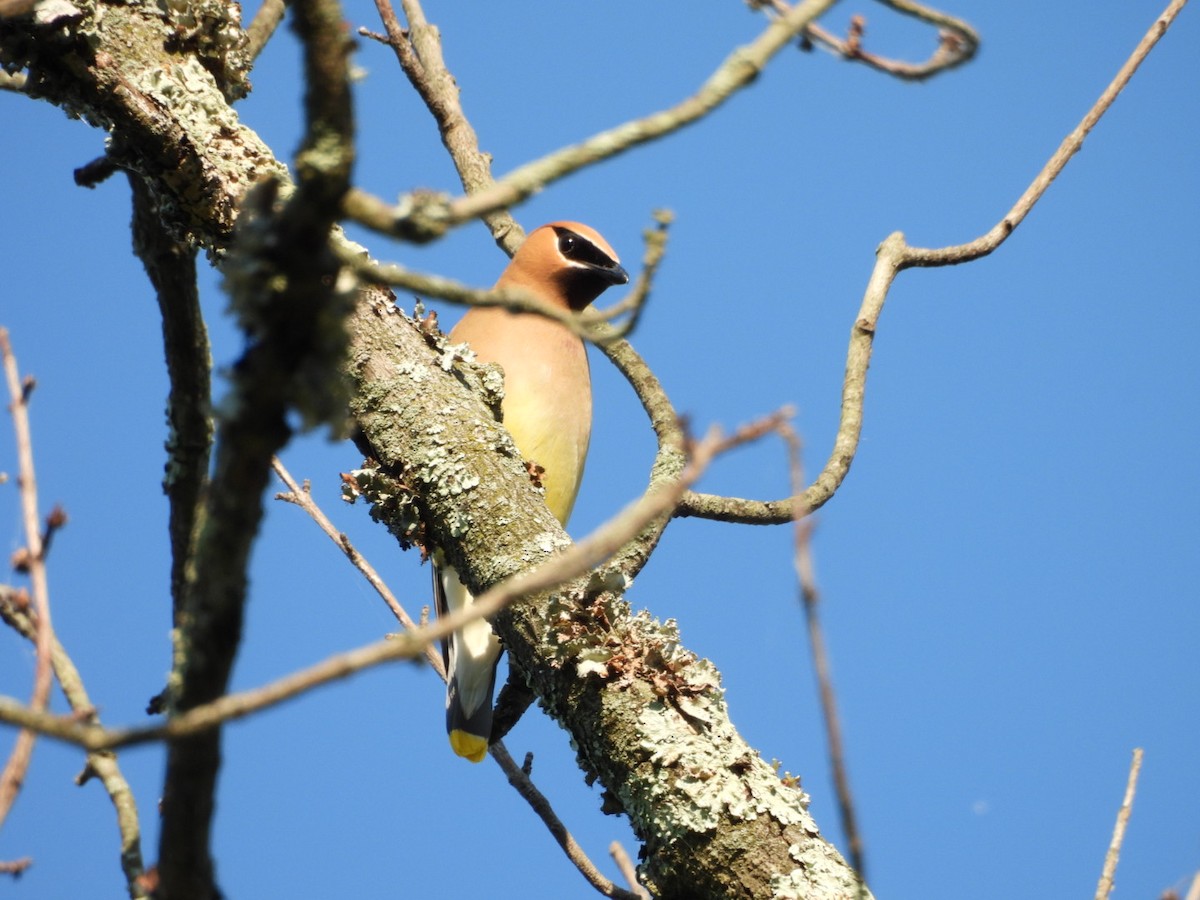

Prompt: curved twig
[
  {"left": 757, "top": 0, "right": 979, "bottom": 82},
  {"left": 677, "top": 0, "right": 1189, "bottom": 524},
  {"left": 491, "top": 744, "right": 641, "bottom": 900}
]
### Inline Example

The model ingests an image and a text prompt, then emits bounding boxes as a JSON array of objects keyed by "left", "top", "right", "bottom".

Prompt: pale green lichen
[
  {"left": 630, "top": 686, "right": 812, "bottom": 842},
  {"left": 343, "top": 462, "right": 425, "bottom": 551},
  {"left": 129, "top": 56, "right": 241, "bottom": 144},
  {"left": 157, "top": 0, "right": 250, "bottom": 99},
  {"left": 770, "top": 842, "right": 868, "bottom": 900}
]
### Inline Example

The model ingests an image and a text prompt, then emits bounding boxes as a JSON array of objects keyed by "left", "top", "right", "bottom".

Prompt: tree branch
[
  {"left": 156, "top": 0, "right": 356, "bottom": 892},
  {"left": 342, "top": 0, "right": 838, "bottom": 242},
  {"left": 676, "top": 0, "right": 1189, "bottom": 525},
  {"left": 128, "top": 175, "right": 212, "bottom": 643},
  {"left": 0, "top": 330, "right": 55, "bottom": 838},
  {"left": 784, "top": 424, "right": 865, "bottom": 887},
  {"left": 0, "top": 586, "right": 148, "bottom": 899},
  {"left": 365, "top": 0, "right": 522, "bottom": 252},
  {"left": 1094, "top": 748, "right": 1144, "bottom": 900},
  {"left": 752, "top": 0, "right": 979, "bottom": 82},
  {"left": 245, "top": 0, "right": 286, "bottom": 62}
]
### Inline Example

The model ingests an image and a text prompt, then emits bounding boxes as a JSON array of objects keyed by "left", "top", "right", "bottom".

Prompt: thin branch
[
  {"left": 677, "top": 0, "right": 1189, "bottom": 525},
  {"left": 609, "top": 842, "right": 652, "bottom": 900},
  {"left": 783, "top": 423, "right": 865, "bottom": 886},
  {"left": 491, "top": 744, "right": 640, "bottom": 900},
  {"left": 271, "top": 457, "right": 445, "bottom": 676},
  {"left": 902, "top": 0, "right": 1187, "bottom": 268},
  {"left": 0, "top": 856, "right": 31, "bottom": 877},
  {"left": 1095, "top": 748, "right": 1144, "bottom": 900},
  {"left": 0, "top": 586, "right": 147, "bottom": 898},
  {"left": 128, "top": 174, "right": 212, "bottom": 640},
  {"left": 245, "top": 0, "right": 287, "bottom": 62},
  {"left": 753, "top": 0, "right": 978, "bottom": 81},
  {"left": 342, "top": 0, "right": 838, "bottom": 242},
  {"left": 366, "top": 0, "right": 521, "bottom": 251},
  {"left": 74, "top": 154, "right": 119, "bottom": 188},
  {"left": 0, "top": 329, "right": 55, "bottom": 835}
]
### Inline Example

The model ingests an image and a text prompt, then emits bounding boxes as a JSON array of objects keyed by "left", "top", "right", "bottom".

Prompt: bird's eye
[{"left": 558, "top": 234, "right": 577, "bottom": 255}]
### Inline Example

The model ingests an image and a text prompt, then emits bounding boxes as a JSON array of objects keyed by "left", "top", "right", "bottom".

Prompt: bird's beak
[{"left": 604, "top": 263, "right": 630, "bottom": 286}]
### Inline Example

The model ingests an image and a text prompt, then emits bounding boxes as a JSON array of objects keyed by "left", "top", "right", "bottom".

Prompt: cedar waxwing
[{"left": 437, "top": 222, "right": 628, "bottom": 763}]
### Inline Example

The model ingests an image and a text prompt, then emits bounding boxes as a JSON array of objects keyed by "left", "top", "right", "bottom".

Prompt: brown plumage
[{"left": 437, "top": 222, "right": 627, "bottom": 762}]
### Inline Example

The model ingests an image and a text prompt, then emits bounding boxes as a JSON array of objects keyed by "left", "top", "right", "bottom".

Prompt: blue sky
[{"left": 2, "top": 1, "right": 1197, "bottom": 897}]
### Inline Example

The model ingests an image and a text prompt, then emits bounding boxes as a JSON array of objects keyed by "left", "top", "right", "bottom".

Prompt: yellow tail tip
[{"left": 449, "top": 730, "right": 489, "bottom": 763}]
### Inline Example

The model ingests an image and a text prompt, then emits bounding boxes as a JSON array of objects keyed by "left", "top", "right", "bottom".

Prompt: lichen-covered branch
[
  {"left": 344, "top": 294, "right": 867, "bottom": 899},
  {"left": 156, "top": 0, "right": 356, "bottom": 893},
  {"left": 128, "top": 176, "right": 212, "bottom": 636}
]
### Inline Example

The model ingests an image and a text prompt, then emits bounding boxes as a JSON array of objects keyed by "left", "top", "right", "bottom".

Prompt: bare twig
[
  {"left": 0, "top": 328, "right": 55, "bottom": 833},
  {"left": 609, "top": 841, "right": 652, "bottom": 900},
  {"left": 367, "top": 0, "right": 521, "bottom": 251},
  {"left": 245, "top": 0, "right": 287, "bottom": 61},
  {"left": 678, "top": 0, "right": 1189, "bottom": 526},
  {"left": 1095, "top": 748, "right": 1144, "bottom": 900},
  {"left": 491, "top": 743, "right": 640, "bottom": 900},
  {"left": 343, "top": 0, "right": 837, "bottom": 242},
  {"left": 753, "top": 0, "right": 978, "bottom": 81},
  {"left": 74, "top": 154, "right": 119, "bottom": 188},
  {"left": 0, "top": 856, "right": 31, "bottom": 876},
  {"left": 0, "top": 586, "right": 147, "bottom": 898},
  {"left": 271, "top": 457, "right": 445, "bottom": 676},
  {"left": 783, "top": 423, "right": 865, "bottom": 886}
]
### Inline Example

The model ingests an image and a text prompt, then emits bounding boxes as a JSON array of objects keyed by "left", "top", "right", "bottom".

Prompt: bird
[{"left": 436, "top": 221, "right": 628, "bottom": 763}]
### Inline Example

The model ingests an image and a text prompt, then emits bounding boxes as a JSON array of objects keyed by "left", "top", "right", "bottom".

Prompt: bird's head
[{"left": 501, "top": 221, "right": 629, "bottom": 310}]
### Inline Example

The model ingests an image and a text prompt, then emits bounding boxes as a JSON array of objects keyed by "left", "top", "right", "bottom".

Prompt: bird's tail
[{"left": 434, "top": 562, "right": 501, "bottom": 763}]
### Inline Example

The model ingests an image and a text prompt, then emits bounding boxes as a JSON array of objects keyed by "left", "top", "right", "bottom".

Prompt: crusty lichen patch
[{"left": 770, "top": 841, "right": 870, "bottom": 900}]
